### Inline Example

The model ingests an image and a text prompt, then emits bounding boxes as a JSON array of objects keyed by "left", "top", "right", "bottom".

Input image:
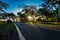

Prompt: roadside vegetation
[
  {"left": 26, "top": 17, "right": 60, "bottom": 28},
  {"left": 17, "top": 0, "right": 60, "bottom": 28},
  {"left": 0, "top": 21, "right": 15, "bottom": 33},
  {"left": 0, "top": 21, "right": 15, "bottom": 40}
]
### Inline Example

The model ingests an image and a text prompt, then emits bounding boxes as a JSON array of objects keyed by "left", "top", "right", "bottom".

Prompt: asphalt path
[
  {"left": 11, "top": 26, "right": 19, "bottom": 40},
  {"left": 11, "top": 22, "right": 60, "bottom": 40}
]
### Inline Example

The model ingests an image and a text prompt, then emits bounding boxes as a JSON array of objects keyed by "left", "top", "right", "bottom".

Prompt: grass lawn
[
  {"left": 0, "top": 21, "right": 15, "bottom": 33},
  {"left": 36, "top": 22, "right": 60, "bottom": 27},
  {"left": 26, "top": 22, "right": 60, "bottom": 29},
  {"left": 0, "top": 21, "right": 15, "bottom": 40}
]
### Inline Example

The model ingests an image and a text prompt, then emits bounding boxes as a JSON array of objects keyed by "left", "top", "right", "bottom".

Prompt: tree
[
  {"left": 42, "top": 0, "right": 60, "bottom": 24},
  {"left": 57, "top": 0, "right": 60, "bottom": 24},
  {"left": 0, "top": 1, "right": 9, "bottom": 13},
  {"left": 17, "top": 12, "right": 25, "bottom": 17},
  {"left": 18, "top": 4, "right": 37, "bottom": 15},
  {"left": 18, "top": 4, "right": 37, "bottom": 22},
  {"left": 17, "top": 12, "right": 27, "bottom": 22},
  {"left": 38, "top": 8, "right": 56, "bottom": 18},
  {"left": 7, "top": 13, "right": 16, "bottom": 20}
]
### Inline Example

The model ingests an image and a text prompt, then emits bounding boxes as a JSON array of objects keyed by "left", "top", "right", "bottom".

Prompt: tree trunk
[{"left": 57, "top": 8, "right": 59, "bottom": 24}]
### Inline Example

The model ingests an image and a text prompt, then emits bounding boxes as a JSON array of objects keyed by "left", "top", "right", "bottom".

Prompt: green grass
[
  {"left": 26, "top": 21, "right": 60, "bottom": 28},
  {"left": 35, "top": 21, "right": 60, "bottom": 27},
  {"left": 0, "top": 21, "right": 15, "bottom": 33}
]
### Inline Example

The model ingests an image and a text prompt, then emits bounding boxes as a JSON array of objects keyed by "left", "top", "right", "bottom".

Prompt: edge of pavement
[
  {"left": 14, "top": 23, "right": 26, "bottom": 40},
  {"left": 25, "top": 23, "right": 60, "bottom": 31}
]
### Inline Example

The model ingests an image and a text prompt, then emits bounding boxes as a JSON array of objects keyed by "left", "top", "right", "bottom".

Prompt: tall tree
[
  {"left": 7, "top": 13, "right": 15, "bottom": 20},
  {"left": 42, "top": 0, "right": 60, "bottom": 24},
  {"left": 18, "top": 4, "right": 37, "bottom": 22},
  {"left": 0, "top": 1, "right": 9, "bottom": 13},
  {"left": 57, "top": 0, "right": 60, "bottom": 24},
  {"left": 17, "top": 12, "right": 27, "bottom": 22},
  {"left": 18, "top": 4, "right": 36, "bottom": 15}
]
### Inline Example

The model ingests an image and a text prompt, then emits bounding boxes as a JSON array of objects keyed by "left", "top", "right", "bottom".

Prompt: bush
[{"left": 7, "top": 20, "right": 12, "bottom": 24}]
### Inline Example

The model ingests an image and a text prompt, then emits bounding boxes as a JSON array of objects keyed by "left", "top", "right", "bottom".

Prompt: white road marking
[{"left": 15, "top": 24, "right": 26, "bottom": 40}]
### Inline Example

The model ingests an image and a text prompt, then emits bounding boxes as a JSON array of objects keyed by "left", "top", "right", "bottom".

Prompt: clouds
[
  {"left": 1, "top": 0, "right": 43, "bottom": 15},
  {"left": 13, "top": 8, "right": 23, "bottom": 15}
]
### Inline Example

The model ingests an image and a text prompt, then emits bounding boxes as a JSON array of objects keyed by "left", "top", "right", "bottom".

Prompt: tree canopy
[{"left": 0, "top": 1, "right": 9, "bottom": 13}]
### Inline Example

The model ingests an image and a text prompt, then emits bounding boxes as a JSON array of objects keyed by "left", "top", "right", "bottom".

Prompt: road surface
[{"left": 11, "top": 22, "right": 60, "bottom": 40}]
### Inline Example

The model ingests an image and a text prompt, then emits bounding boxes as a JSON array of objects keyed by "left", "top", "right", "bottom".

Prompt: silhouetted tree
[
  {"left": 7, "top": 13, "right": 15, "bottom": 20},
  {"left": 18, "top": 4, "right": 37, "bottom": 22},
  {"left": 42, "top": 0, "right": 60, "bottom": 24},
  {"left": 0, "top": 1, "right": 9, "bottom": 13}
]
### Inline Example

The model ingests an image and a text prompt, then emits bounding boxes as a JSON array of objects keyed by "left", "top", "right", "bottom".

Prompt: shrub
[{"left": 7, "top": 20, "right": 12, "bottom": 24}]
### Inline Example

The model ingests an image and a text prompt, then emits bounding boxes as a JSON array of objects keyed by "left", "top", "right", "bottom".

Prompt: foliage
[
  {"left": 0, "top": 21, "right": 15, "bottom": 33},
  {"left": 0, "top": 1, "right": 9, "bottom": 13},
  {"left": 7, "top": 20, "right": 12, "bottom": 24},
  {"left": 17, "top": 5, "right": 37, "bottom": 22},
  {"left": 7, "top": 13, "right": 16, "bottom": 21},
  {"left": 41, "top": 0, "right": 60, "bottom": 24},
  {"left": 17, "top": 12, "right": 25, "bottom": 17}
]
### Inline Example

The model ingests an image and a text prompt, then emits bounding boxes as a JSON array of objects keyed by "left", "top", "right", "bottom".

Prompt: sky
[{"left": 1, "top": 0, "right": 43, "bottom": 15}]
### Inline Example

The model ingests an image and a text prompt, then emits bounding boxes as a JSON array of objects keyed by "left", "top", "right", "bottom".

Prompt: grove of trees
[
  {"left": 0, "top": 1, "right": 16, "bottom": 22},
  {"left": 17, "top": 0, "right": 60, "bottom": 24}
]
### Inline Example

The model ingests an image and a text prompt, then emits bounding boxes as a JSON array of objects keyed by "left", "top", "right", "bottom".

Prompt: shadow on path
[{"left": 16, "top": 22, "right": 60, "bottom": 40}]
